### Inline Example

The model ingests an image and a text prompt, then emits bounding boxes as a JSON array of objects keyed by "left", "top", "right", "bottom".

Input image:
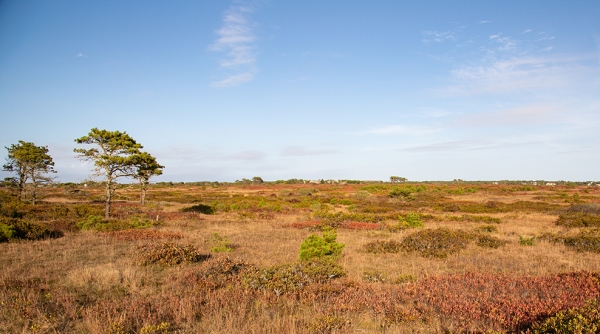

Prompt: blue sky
[{"left": 1, "top": 1, "right": 599, "bottom": 182}]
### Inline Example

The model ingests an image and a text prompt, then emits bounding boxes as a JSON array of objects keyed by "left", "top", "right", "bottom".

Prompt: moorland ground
[{"left": 1, "top": 181, "right": 600, "bottom": 333}]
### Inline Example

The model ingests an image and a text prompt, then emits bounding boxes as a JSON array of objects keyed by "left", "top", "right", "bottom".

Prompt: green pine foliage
[{"left": 299, "top": 226, "right": 345, "bottom": 261}]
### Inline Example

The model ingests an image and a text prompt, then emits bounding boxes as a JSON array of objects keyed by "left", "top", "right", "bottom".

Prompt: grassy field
[{"left": 1, "top": 181, "right": 600, "bottom": 333}]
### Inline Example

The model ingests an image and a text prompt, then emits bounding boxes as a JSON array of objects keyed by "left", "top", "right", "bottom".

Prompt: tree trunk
[
  {"left": 31, "top": 182, "right": 37, "bottom": 205},
  {"left": 140, "top": 181, "right": 146, "bottom": 206},
  {"left": 19, "top": 171, "right": 26, "bottom": 201},
  {"left": 105, "top": 179, "right": 112, "bottom": 219}
]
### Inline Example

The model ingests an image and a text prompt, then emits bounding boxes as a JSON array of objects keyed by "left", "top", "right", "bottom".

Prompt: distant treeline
[{"left": 2, "top": 179, "right": 596, "bottom": 188}]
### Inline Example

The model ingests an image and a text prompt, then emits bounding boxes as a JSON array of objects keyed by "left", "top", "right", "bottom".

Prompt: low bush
[
  {"left": 208, "top": 233, "right": 234, "bottom": 253},
  {"left": 179, "top": 257, "right": 252, "bottom": 290},
  {"left": 104, "top": 229, "right": 183, "bottom": 241},
  {"left": 556, "top": 212, "right": 600, "bottom": 228},
  {"left": 135, "top": 242, "right": 211, "bottom": 266},
  {"left": 529, "top": 299, "right": 600, "bottom": 333},
  {"left": 298, "top": 188, "right": 317, "bottom": 196},
  {"left": 307, "top": 315, "right": 350, "bottom": 334},
  {"left": 565, "top": 203, "right": 600, "bottom": 215},
  {"left": 77, "top": 215, "right": 157, "bottom": 232},
  {"left": 0, "top": 218, "right": 60, "bottom": 242},
  {"left": 139, "top": 322, "right": 170, "bottom": 334},
  {"left": 389, "top": 185, "right": 425, "bottom": 199},
  {"left": 354, "top": 190, "right": 370, "bottom": 200},
  {"left": 180, "top": 204, "right": 215, "bottom": 214},
  {"left": 0, "top": 200, "right": 25, "bottom": 218},
  {"left": 519, "top": 235, "right": 536, "bottom": 246},
  {"left": 476, "top": 235, "right": 508, "bottom": 249},
  {"left": 400, "top": 228, "right": 474, "bottom": 258},
  {"left": 408, "top": 272, "right": 600, "bottom": 331},
  {"left": 241, "top": 258, "right": 345, "bottom": 296},
  {"left": 563, "top": 229, "right": 600, "bottom": 253},
  {"left": 476, "top": 225, "right": 499, "bottom": 233},
  {"left": 447, "top": 214, "right": 502, "bottom": 224},
  {"left": 299, "top": 226, "right": 344, "bottom": 261},
  {"left": 363, "top": 240, "right": 402, "bottom": 254},
  {"left": 397, "top": 212, "right": 424, "bottom": 229}
]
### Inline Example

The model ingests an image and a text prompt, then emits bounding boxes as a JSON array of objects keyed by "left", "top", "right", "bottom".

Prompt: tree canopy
[
  {"left": 3, "top": 141, "right": 56, "bottom": 204},
  {"left": 131, "top": 152, "right": 164, "bottom": 205},
  {"left": 74, "top": 128, "right": 143, "bottom": 218}
]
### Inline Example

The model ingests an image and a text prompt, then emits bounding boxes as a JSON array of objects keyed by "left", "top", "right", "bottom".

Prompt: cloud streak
[
  {"left": 455, "top": 105, "right": 560, "bottom": 127},
  {"left": 422, "top": 30, "right": 457, "bottom": 44},
  {"left": 440, "top": 55, "right": 594, "bottom": 96},
  {"left": 281, "top": 146, "right": 337, "bottom": 156},
  {"left": 209, "top": 5, "right": 258, "bottom": 88},
  {"left": 398, "top": 138, "right": 541, "bottom": 153},
  {"left": 361, "top": 125, "right": 439, "bottom": 135}
]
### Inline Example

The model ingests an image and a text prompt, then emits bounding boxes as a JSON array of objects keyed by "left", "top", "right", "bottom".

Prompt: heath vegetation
[{"left": 1, "top": 179, "right": 600, "bottom": 333}]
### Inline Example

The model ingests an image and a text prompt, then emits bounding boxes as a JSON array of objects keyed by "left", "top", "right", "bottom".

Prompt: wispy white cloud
[
  {"left": 209, "top": 5, "right": 258, "bottom": 88},
  {"left": 478, "top": 20, "right": 491, "bottom": 24},
  {"left": 210, "top": 70, "right": 256, "bottom": 88},
  {"left": 281, "top": 146, "right": 337, "bottom": 156},
  {"left": 521, "top": 29, "right": 532, "bottom": 34},
  {"left": 75, "top": 53, "right": 87, "bottom": 58},
  {"left": 489, "top": 33, "right": 517, "bottom": 51},
  {"left": 455, "top": 105, "right": 560, "bottom": 127},
  {"left": 361, "top": 125, "right": 439, "bottom": 135},
  {"left": 422, "top": 30, "right": 457, "bottom": 44},
  {"left": 440, "top": 55, "right": 594, "bottom": 96},
  {"left": 398, "top": 138, "right": 542, "bottom": 153}
]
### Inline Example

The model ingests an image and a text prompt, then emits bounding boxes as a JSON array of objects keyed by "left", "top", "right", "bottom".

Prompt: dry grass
[{"left": 1, "top": 183, "right": 600, "bottom": 333}]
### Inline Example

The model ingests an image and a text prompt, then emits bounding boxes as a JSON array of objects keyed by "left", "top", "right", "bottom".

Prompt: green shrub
[
  {"left": 299, "top": 226, "right": 345, "bottom": 261},
  {"left": 476, "top": 235, "right": 507, "bottom": 249},
  {"left": 354, "top": 190, "right": 370, "bottom": 200},
  {"left": 538, "top": 230, "right": 600, "bottom": 253},
  {"left": 241, "top": 258, "right": 345, "bottom": 296},
  {"left": 399, "top": 212, "right": 424, "bottom": 228},
  {"left": 563, "top": 230, "right": 600, "bottom": 253},
  {"left": 135, "top": 242, "right": 210, "bottom": 266},
  {"left": 180, "top": 204, "right": 215, "bottom": 214},
  {"left": 363, "top": 240, "right": 402, "bottom": 254},
  {"left": 307, "top": 315, "right": 350, "bottom": 334},
  {"left": 0, "top": 222, "right": 16, "bottom": 242},
  {"left": 477, "top": 225, "right": 498, "bottom": 233},
  {"left": 128, "top": 215, "right": 156, "bottom": 229},
  {"left": 209, "top": 233, "right": 234, "bottom": 253},
  {"left": 139, "top": 322, "right": 170, "bottom": 334},
  {"left": 389, "top": 185, "right": 425, "bottom": 199},
  {"left": 0, "top": 200, "right": 25, "bottom": 218},
  {"left": 360, "top": 184, "right": 389, "bottom": 193},
  {"left": 519, "top": 235, "right": 536, "bottom": 246},
  {"left": 400, "top": 228, "right": 474, "bottom": 258},
  {"left": 529, "top": 299, "right": 600, "bottom": 333},
  {"left": 565, "top": 203, "right": 600, "bottom": 215},
  {"left": 73, "top": 204, "right": 104, "bottom": 218},
  {"left": 556, "top": 212, "right": 600, "bottom": 228},
  {"left": 181, "top": 257, "right": 252, "bottom": 290},
  {"left": 339, "top": 199, "right": 353, "bottom": 206},
  {"left": 447, "top": 214, "right": 502, "bottom": 224},
  {"left": 77, "top": 215, "right": 157, "bottom": 232},
  {"left": 298, "top": 188, "right": 317, "bottom": 196},
  {"left": 0, "top": 218, "right": 59, "bottom": 241}
]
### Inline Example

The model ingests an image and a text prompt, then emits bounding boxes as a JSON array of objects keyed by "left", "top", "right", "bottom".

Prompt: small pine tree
[{"left": 299, "top": 226, "right": 345, "bottom": 260}]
